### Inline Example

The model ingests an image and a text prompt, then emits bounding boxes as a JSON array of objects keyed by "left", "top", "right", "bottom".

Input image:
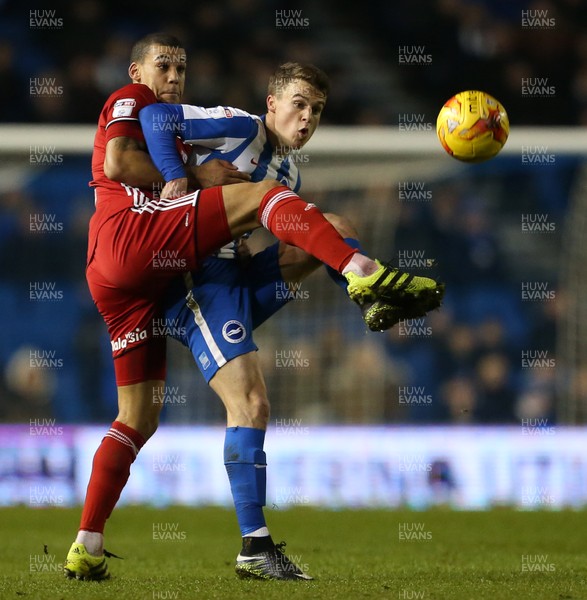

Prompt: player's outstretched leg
[
  {"left": 221, "top": 181, "right": 444, "bottom": 332},
  {"left": 252, "top": 184, "right": 445, "bottom": 328},
  {"left": 318, "top": 213, "right": 444, "bottom": 331}
]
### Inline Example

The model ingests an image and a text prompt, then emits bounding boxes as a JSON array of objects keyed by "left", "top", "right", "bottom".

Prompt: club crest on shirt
[{"left": 222, "top": 320, "right": 246, "bottom": 344}]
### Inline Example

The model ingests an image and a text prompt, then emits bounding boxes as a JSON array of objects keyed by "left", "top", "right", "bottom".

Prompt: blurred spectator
[
  {"left": 0, "top": 346, "right": 55, "bottom": 421},
  {"left": 476, "top": 318, "right": 515, "bottom": 362},
  {"left": 94, "top": 34, "right": 134, "bottom": 96},
  {"left": 327, "top": 338, "right": 402, "bottom": 423},
  {"left": 184, "top": 51, "right": 227, "bottom": 108},
  {"left": 515, "top": 367, "right": 556, "bottom": 423},
  {"left": 28, "top": 68, "right": 70, "bottom": 123},
  {"left": 436, "top": 323, "right": 477, "bottom": 379},
  {"left": 440, "top": 375, "right": 476, "bottom": 424},
  {"left": 65, "top": 55, "right": 104, "bottom": 122},
  {"left": 475, "top": 352, "right": 517, "bottom": 423}
]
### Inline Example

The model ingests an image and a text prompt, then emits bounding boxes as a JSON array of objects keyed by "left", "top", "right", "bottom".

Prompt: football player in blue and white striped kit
[{"left": 139, "top": 63, "right": 441, "bottom": 580}]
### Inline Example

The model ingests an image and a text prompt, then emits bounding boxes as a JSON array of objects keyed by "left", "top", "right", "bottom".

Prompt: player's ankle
[
  {"left": 241, "top": 534, "right": 274, "bottom": 555},
  {"left": 342, "top": 254, "right": 378, "bottom": 277},
  {"left": 75, "top": 530, "right": 104, "bottom": 557}
]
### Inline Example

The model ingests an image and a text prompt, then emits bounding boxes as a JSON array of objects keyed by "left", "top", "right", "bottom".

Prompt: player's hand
[
  {"left": 192, "top": 159, "right": 251, "bottom": 188},
  {"left": 161, "top": 177, "right": 188, "bottom": 199}
]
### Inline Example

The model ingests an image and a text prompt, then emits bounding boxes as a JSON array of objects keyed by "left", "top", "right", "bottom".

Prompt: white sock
[
  {"left": 341, "top": 254, "right": 378, "bottom": 277},
  {"left": 245, "top": 526, "right": 270, "bottom": 538},
  {"left": 75, "top": 530, "right": 104, "bottom": 556}
]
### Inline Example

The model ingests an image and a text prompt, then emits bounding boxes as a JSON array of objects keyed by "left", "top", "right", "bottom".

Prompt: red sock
[
  {"left": 79, "top": 421, "right": 146, "bottom": 533},
  {"left": 258, "top": 186, "right": 357, "bottom": 272}
]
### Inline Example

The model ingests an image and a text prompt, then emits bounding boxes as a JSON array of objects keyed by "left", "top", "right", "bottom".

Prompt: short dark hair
[
  {"left": 268, "top": 62, "right": 329, "bottom": 98},
  {"left": 130, "top": 33, "right": 185, "bottom": 64}
]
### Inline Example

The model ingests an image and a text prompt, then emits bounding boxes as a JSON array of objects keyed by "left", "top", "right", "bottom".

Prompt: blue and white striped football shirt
[{"left": 139, "top": 103, "right": 301, "bottom": 192}]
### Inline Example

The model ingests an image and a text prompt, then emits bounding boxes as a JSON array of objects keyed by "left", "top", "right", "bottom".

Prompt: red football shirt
[
  {"left": 90, "top": 82, "right": 157, "bottom": 208},
  {"left": 88, "top": 82, "right": 191, "bottom": 263}
]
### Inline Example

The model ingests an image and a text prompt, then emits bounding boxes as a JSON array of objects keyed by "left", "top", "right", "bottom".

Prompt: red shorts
[{"left": 86, "top": 187, "right": 232, "bottom": 386}]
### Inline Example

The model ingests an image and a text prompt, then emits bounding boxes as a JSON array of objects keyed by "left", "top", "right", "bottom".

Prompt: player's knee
[
  {"left": 255, "top": 179, "right": 281, "bottom": 194},
  {"left": 323, "top": 212, "right": 358, "bottom": 238},
  {"left": 235, "top": 180, "right": 280, "bottom": 223},
  {"left": 250, "top": 180, "right": 280, "bottom": 206},
  {"left": 122, "top": 412, "right": 159, "bottom": 440},
  {"left": 117, "top": 400, "right": 161, "bottom": 440},
  {"left": 141, "top": 413, "right": 160, "bottom": 440},
  {"left": 245, "top": 389, "right": 270, "bottom": 427}
]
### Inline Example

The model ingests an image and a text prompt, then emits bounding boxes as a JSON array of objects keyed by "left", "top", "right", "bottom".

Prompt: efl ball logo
[{"left": 436, "top": 90, "right": 509, "bottom": 162}]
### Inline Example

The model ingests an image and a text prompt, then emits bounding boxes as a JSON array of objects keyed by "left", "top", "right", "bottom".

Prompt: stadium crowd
[
  {"left": 0, "top": 0, "right": 586, "bottom": 125},
  {"left": 0, "top": 0, "right": 583, "bottom": 424}
]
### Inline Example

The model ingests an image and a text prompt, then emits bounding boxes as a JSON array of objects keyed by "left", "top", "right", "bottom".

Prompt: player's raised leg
[
  {"left": 214, "top": 180, "right": 445, "bottom": 330},
  {"left": 273, "top": 212, "right": 406, "bottom": 331}
]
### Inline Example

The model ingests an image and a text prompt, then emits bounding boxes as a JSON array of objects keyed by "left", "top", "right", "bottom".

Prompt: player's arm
[
  {"left": 103, "top": 135, "right": 165, "bottom": 187},
  {"left": 139, "top": 103, "right": 253, "bottom": 193},
  {"left": 104, "top": 130, "right": 242, "bottom": 190},
  {"left": 138, "top": 104, "right": 187, "bottom": 182}
]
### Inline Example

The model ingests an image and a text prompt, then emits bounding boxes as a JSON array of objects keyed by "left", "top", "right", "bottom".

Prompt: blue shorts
[{"left": 162, "top": 243, "right": 290, "bottom": 383}]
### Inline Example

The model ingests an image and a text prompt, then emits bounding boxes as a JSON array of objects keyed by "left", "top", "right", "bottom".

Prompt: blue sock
[
  {"left": 224, "top": 427, "right": 267, "bottom": 536},
  {"left": 326, "top": 237, "right": 364, "bottom": 292}
]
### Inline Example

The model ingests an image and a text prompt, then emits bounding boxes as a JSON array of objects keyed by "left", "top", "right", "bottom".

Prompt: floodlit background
[{"left": 0, "top": 0, "right": 586, "bottom": 508}]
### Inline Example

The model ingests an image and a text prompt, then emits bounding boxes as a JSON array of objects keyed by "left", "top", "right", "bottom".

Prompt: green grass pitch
[{"left": 0, "top": 506, "right": 586, "bottom": 599}]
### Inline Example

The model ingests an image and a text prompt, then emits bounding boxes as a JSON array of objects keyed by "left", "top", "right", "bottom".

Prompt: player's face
[
  {"left": 129, "top": 45, "right": 186, "bottom": 103},
  {"left": 267, "top": 79, "right": 326, "bottom": 149}
]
